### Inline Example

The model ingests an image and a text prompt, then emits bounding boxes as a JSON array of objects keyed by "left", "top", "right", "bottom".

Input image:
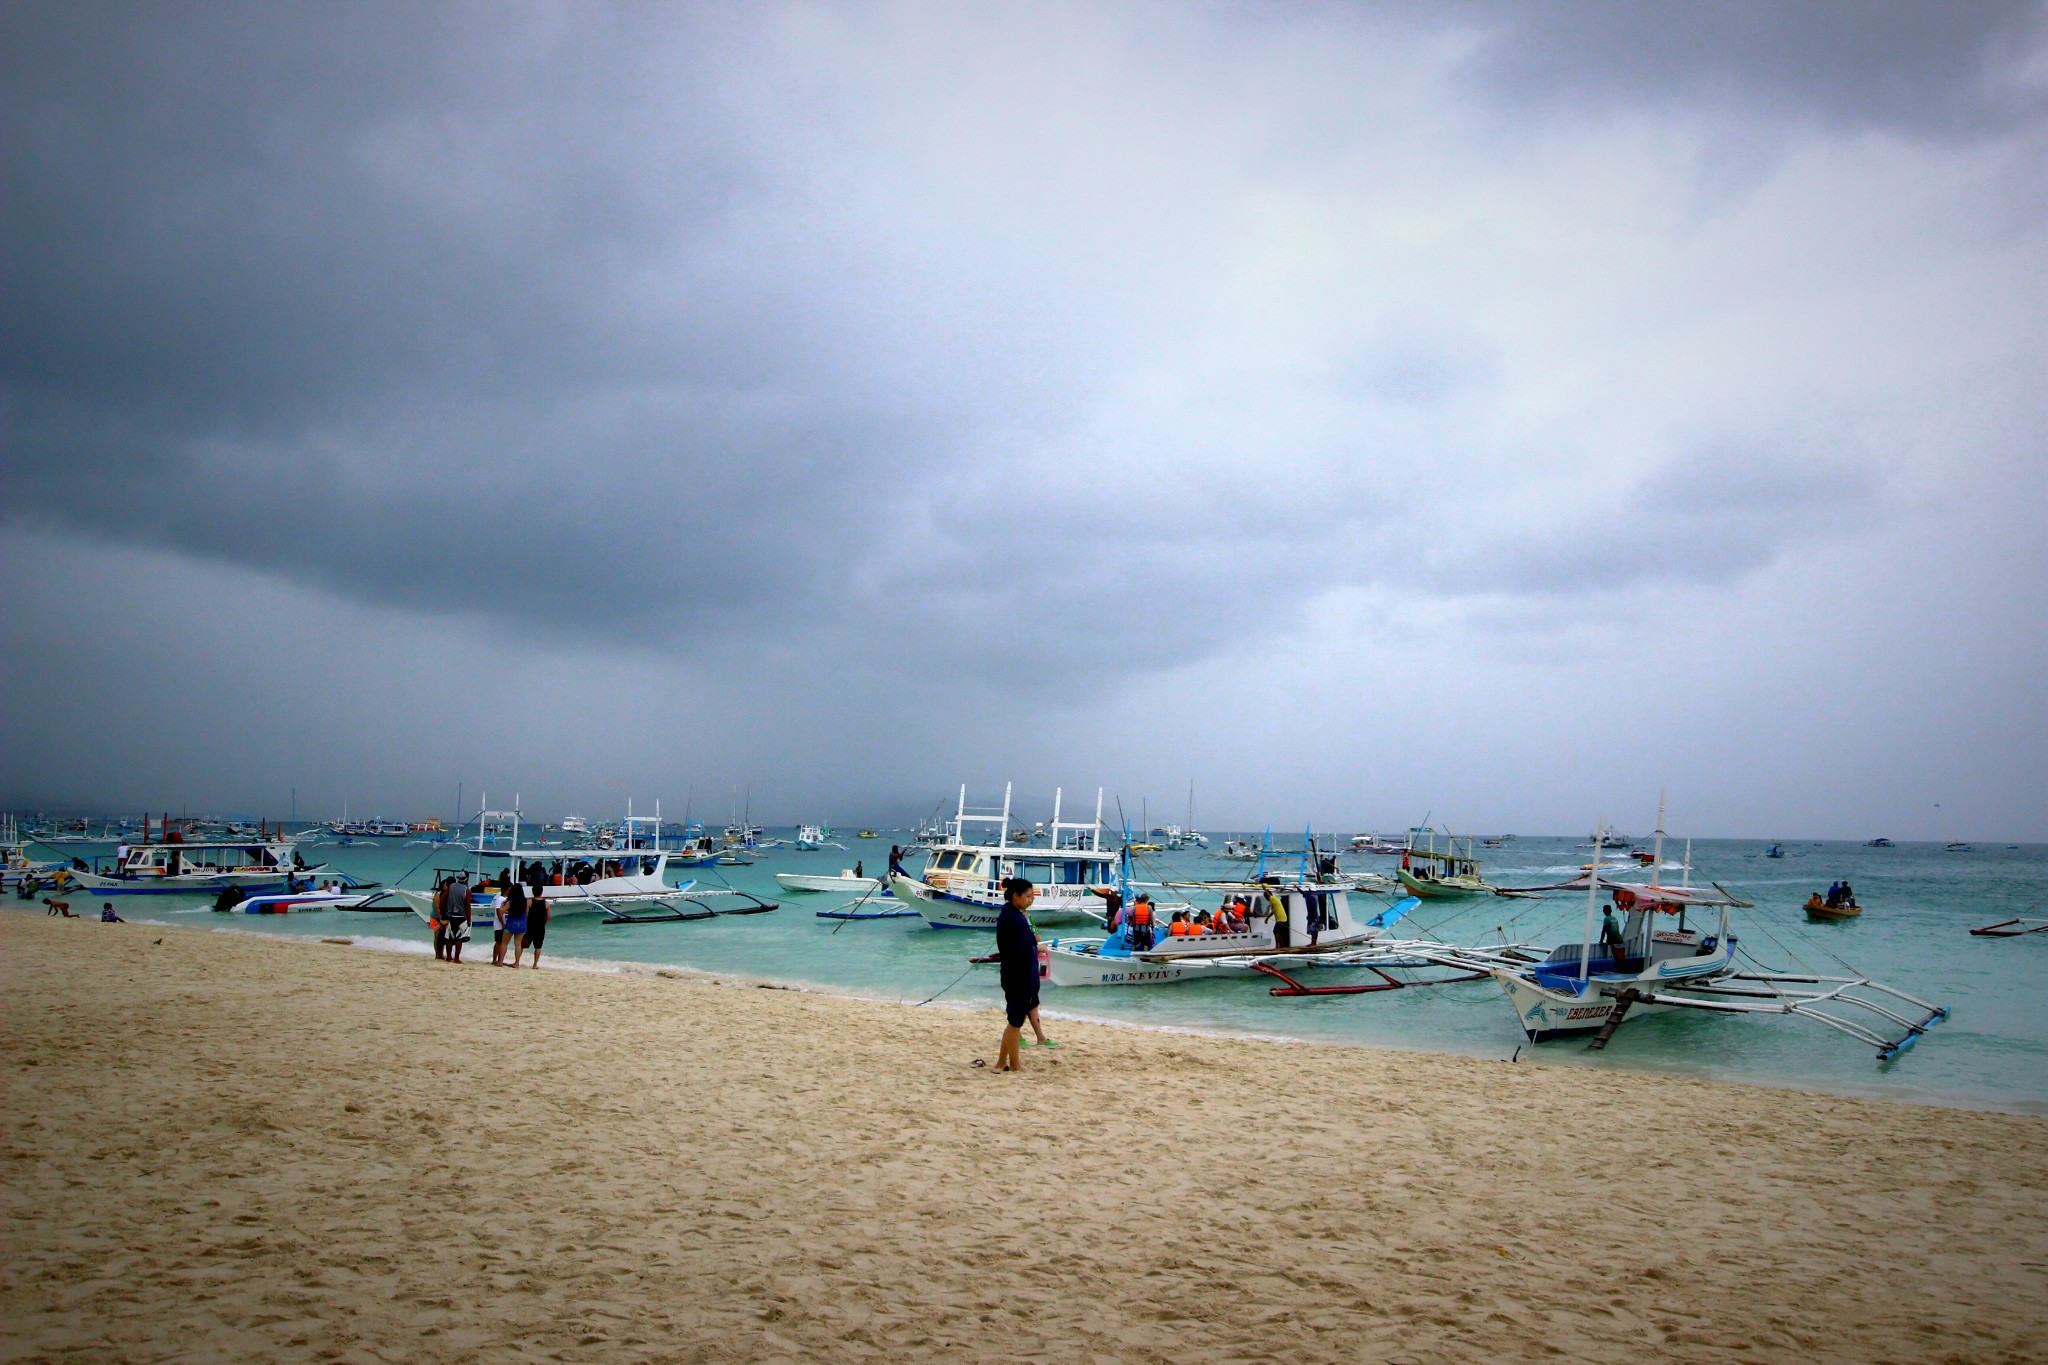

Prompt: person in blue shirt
[{"left": 993, "top": 877, "right": 1053, "bottom": 1070}]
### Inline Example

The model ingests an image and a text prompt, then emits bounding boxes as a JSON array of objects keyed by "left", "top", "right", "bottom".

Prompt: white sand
[{"left": 3, "top": 914, "right": 2045, "bottom": 1363}]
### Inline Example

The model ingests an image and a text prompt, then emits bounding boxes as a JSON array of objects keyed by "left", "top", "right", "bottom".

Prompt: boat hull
[
  {"left": 1044, "top": 930, "right": 1383, "bottom": 987},
  {"left": 69, "top": 869, "right": 319, "bottom": 896},
  {"left": 775, "top": 873, "right": 883, "bottom": 894},
  {"left": 887, "top": 873, "right": 1103, "bottom": 930},
  {"left": 1495, "top": 944, "right": 1737, "bottom": 1041},
  {"left": 1395, "top": 868, "right": 1488, "bottom": 899}
]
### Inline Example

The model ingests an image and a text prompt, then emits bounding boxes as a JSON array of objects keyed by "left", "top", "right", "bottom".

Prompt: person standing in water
[{"left": 993, "top": 877, "right": 1052, "bottom": 1070}]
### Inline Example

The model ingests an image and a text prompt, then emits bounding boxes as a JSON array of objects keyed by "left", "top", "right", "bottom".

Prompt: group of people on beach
[{"left": 430, "top": 869, "right": 549, "bottom": 968}]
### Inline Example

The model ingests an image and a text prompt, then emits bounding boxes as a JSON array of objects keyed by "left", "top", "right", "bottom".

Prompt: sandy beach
[{"left": 3, "top": 915, "right": 2045, "bottom": 1363}]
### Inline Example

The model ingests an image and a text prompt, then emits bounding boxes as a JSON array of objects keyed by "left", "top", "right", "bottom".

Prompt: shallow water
[{"left": 34, "top": 832, "right": 2048, "bottom": 1112}]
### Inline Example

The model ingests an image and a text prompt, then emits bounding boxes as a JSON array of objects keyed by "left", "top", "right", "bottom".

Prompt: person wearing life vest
[{"left": 1128, "top": 893, "right": 1156, "bottom": 950}]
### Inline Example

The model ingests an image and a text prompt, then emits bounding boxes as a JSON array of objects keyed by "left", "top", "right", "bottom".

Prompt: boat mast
[
  {"left": 999, "top": 782, "right": 1012, "bottom": 850},
  {"left": 1581, "top": 823, "right": 1605, "bottom": 985},
  {"left": 1092, "top": 788, "right": 1104, "bottom": 852},
  {"left": 1650, "top": 790, "right": 1667, "bottom": 889}
]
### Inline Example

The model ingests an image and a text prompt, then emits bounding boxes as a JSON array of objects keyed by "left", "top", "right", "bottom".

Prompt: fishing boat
[
  {"left": 887, "top": 785, "right": 1118, "bottom": 930},
  {"left": 793, "top": 824, "right": 843, "bottom": 851},
  {"left": 392, "top": 803, "right": 775, "bottom": 923},
  {"left": 1764, "top": 842, "right": 1787, "bottom": 858},
  {"left": 67, "top": 817, "right": 324, "bottom": 895},
  {"left": 1394, "top": 827, "right": 1498, "bottom": 898},
  {"left": 672, "top": 833, "right": 722, "bottom": 866},
  {"left": 1405, "top": 822, "right": 1946, "bottom": 1062}
]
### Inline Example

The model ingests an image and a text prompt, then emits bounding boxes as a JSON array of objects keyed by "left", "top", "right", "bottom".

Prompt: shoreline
[
  {"left": 6, "top": 912, "right": 2047, "bottom": 1362},
  {"left": 153, "top": 910, "right": 2041, "bottom": 1119}
]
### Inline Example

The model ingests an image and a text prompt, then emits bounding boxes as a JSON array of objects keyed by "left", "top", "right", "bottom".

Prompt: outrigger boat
[
  {"left": 1971, "top": 915, "right": 2048, "bottom": 938},
  {"left": 393, "top": 803, "right": 775, "bottom": 925},
  {"left": 67, "top": 817, "right": 325, "bottom": 895},
  {"left": 887, "top": 784, "right": 1118, "bottom": 930},
  {"left": 1044, "top": 886, "right": 1423, "bottom": 987},
  {"left": 1395, "top": 826, "right": 1499, "bottom": 898},
  {"left": 1405, "top": 821, "right": 1948, "bottom": 1063}
]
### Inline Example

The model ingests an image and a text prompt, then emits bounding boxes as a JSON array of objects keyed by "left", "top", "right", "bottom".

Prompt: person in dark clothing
[
  {"left": 494, "top": 871, "right": 524, "bottom": 966},
  {"left": 993, "top": 877, "right": 1051, "bottom": 1070},
  {"left": 523, "top": 885, "right": 548, "bottom": 967},
  {"left": 888, "top": 845, "right": 906, "bottom": 879}
]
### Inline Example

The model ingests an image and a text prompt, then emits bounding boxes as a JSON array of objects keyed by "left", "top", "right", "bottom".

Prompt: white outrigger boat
[
  {"left": 887, "top": 784, "right": 1119, "bottom": 930},
  {"left": 1407, "top": 822, "right": 1949, "bottom": 1063},
  {"left": 792, "top": 824, "right": 845, "bottom": 851},
  {"left": 66, "top": 817, "right": 325, "bottom": 895},
  {"left": 776, "top": 869, "right": 882, "bottom": 894},
  {"left": 393, "top": 803, "right": 775, "bottom": 925},
  {"left": 1044, "top": 884, "right": 1422, "bottom": 987}
]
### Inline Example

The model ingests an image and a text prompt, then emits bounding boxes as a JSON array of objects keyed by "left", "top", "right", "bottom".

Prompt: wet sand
[{"left": 3, "top": 913, "right": 2045, "bottom": 1363}]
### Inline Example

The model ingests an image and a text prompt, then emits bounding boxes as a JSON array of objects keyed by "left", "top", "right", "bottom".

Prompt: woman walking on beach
[
  {"left": 994, "top": 877, "right": 1051, "bottom": 1070},
  {"left": 521, "top": 885, "right": 548, "bottom": 968}
]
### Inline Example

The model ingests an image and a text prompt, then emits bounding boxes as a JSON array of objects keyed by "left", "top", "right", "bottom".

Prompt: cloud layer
[{"left": 4, "top": 1, "right": 2044, "bottom": 835}]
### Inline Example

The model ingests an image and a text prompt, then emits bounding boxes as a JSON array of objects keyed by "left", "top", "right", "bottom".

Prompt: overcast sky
[{"left": 4, "top": 1, "right": 2044, "bottom": 840}]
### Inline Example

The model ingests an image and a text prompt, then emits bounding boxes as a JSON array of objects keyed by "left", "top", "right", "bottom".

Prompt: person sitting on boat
[
  {"left": 1840, "top": 882, "right": 1855, "bottom": 908},
  {"left": 1825, "top": 881, "right": 1843, "bottom": 908},
  {"left": 1805, "top": 891, "right": 1827, "bottom": 913}
]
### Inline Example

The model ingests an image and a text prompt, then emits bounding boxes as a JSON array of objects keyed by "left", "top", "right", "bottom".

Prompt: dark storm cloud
[
  {"left": 3, "top": 0, "right": 2042, "bottom": 692},
  {"left": 2, "top": 2, "right": 979, "bottom": 641},
  {"left": 1458, "top": 0, "right": 2048, "bottom": 139}
]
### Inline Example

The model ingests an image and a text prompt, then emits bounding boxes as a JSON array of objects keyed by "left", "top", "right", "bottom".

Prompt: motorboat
[
  {"left": 888, "top": 784, "right": 1119, "bottom": 930},
  {"left": 794, "top": 824, "right": 843, "bottom": 851},
  {"left": 1764, "top": 842, "right": 1787, "bottom": 858},
  {"left": 1805, "top": 894, "right": 1862, "bottom": 921},
  {"left": 1865, "top": 837, "right": 1894, "bottom": 848}
]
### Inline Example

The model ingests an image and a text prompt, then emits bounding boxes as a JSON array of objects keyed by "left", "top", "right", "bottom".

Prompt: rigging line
[
  {"left": 830, "top": 873, "right": 887, "bottom": 935},
  {"left": 389, "top": 807, "right": 488, "bottom": 891},
  {"left": 914, "top": 964, "right": 977, "bottom": 1007}
]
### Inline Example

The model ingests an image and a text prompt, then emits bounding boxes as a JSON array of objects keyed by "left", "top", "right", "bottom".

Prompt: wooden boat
[{"left": 1394, "top": 826, "right": 1498, "bottom": 898}]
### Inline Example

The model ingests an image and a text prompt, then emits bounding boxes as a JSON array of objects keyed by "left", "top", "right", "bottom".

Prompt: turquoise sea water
[{"left": 29, "top": 833, "right": 2047, "bottom": 1113}]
